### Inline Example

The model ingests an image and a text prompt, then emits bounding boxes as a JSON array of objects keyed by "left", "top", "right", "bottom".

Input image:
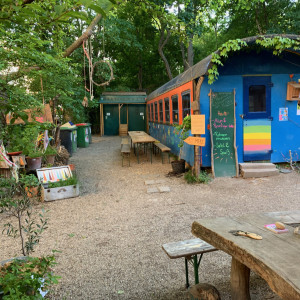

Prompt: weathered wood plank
[
  {"left": 156, "top": 143, "right": 171, "bottom": 152},
  {"left": 121, "top": 144, "right": 131, "bottom": 153},
  {"left": 162, "top": 238, "right": 217, "bottom": 259},
  {"left": 191, "top": 211, "right": 300, "bottom": 300}
]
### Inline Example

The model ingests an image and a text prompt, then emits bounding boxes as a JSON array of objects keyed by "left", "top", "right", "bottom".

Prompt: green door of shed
[
  {"left": 128, "top": 105, "right": 146, "bottom": 131},
  {"left": 104, "top": 104, "right": 119, "bottom": 135}
]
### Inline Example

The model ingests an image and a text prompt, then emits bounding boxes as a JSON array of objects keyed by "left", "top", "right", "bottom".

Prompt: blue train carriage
[{"left": 146, "top": 34, "right": 300, "bottom": 175}]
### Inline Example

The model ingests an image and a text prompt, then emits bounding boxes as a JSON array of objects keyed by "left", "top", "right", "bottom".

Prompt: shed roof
[
  {"left": 99, "top": 92, "right": 147, "bottom": 104},
  {"left": 147, "top": 34, "right": 300, "bottom": 101}
]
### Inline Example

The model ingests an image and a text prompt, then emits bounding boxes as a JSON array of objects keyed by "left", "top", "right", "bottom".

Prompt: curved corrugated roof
[{"left": 147, "top": 34, "right": 300, "bottom": 101}]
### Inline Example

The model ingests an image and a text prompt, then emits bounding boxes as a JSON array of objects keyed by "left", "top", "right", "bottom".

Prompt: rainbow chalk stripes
[{"left": 243, "top": 120, "right": 271, "bottom": 160}]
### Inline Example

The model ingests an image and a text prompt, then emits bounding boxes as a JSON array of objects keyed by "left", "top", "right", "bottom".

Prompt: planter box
[{"left": 41, "top": 184, "right": 79, "bottom": 202}]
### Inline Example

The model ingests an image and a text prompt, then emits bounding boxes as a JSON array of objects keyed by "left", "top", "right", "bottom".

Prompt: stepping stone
[
  {"left": 155, "top": 179, "right": 165, "bottom": 184},
  {"left": 145, "top": 180, "right": 156, "bottom": 185},
  {"left": 147, "top": 187, "right": 159, "bottom": 194},
  {"left": 158, "top": 186, "right": 170, "bottom": 193}
]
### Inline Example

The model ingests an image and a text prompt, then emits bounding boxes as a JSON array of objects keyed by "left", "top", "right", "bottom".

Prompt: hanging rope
[
  {"left": 40, "top": 76, "right": 45, "bottom": 105},
  {"left": 82, "top": 40, "right": 114, "bottom": 89}
]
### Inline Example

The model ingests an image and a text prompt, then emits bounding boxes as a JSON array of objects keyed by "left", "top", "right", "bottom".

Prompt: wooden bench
[
  {"left": 154, "top": 142, "right": 171, "bottom": 163},
  {"left": 121, "top": 138, "right": 129, "bottom": 145},
  {"left": 162, "top": 238, "right": 218, "bottom": 288},
  {"left": 121, "top": 140, "right": 130, "bottom": 167}
]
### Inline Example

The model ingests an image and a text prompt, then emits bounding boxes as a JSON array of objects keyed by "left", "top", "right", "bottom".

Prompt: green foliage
[
  {"left": 208, "top": 37, "right": 300, "bottom": 84},
  {"left": 47, "top": 176, "right": 78, "bottom": 188},
  {"left": 0, "top": 253, "right": 60, "bottom": 299},
  {"left": 174, "top": 115, "right": 191, "bottom": 147},
  {"left": 44, "top": 146, "right": 58, "bottom": 156},
  {"left": 0, "top": 177, "right": 48, "bottom": 256},
  {"left": 184, "top": 170, "right": 211, "bottom": 184},
  {"left": 19, "top": 174, "right": 40, "bottom": 188}
]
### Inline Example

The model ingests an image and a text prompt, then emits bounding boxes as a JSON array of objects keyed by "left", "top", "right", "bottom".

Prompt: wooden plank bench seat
[
  {"left": 154, "top": 142, "right": 171, "bottom": 163},
  {"left": 121, "top": 142, "right": 130, "bottom": 167},
  {"left": 162, "top": 238, "right": 218, "bottom": 288},
  {"left": 121, "top": 138, "right": 129, "bottom": 145}
]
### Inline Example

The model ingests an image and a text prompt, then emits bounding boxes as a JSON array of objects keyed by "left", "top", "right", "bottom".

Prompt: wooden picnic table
[
  {"left": 128, "top": 131, "right": 157, "bottom": 163},
  {"left": 191, "top": 210, "right": 300, "bottom": 300}
]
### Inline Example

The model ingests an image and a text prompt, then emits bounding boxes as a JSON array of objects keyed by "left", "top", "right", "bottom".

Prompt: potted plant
[
  {"left": 43, "top": 146, "right": 57, "bottom": 166},
  {"left": 171, "top": 115, "right": 191, "bottom": 173},
  {"left": 19, "top": 174, "right": 41, "bottom": 199},
  {"left": 42, "top": 174, "right": 79, "bottom": 202},
  {"left": 0, "top": 177, "right": 59, "bottom": 298}
]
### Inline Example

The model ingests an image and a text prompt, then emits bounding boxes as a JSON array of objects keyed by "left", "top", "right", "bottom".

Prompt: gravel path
[{"left": 1, "top": 135, "right": 300, "bottom": 299}]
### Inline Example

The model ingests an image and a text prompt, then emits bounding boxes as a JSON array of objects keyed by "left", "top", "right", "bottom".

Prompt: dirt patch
[{"left": 1, "top": 136, "right": 299, "bottom": 299}]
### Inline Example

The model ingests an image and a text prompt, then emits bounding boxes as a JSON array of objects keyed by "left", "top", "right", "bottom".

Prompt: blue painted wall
[{"left": 149, "top": 50, "right": 300, "bottom": 166}]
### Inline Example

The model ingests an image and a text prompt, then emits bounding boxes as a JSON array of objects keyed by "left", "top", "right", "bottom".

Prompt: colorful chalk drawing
[{"left": 243, "top": 119, "right": 271, "bottom": 159}]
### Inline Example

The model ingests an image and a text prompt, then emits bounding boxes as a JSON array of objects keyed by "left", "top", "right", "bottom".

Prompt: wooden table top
[
  {"left": 128, "top": 131, "right": 157, "bottom": 144},
  {"left": 192, "top": 210, "right": 300, "bottom": 300}
]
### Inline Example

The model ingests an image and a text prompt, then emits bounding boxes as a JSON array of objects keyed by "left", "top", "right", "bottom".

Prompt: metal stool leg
[{"left": 185, "top": 258, "right": 190, "bottom": 289}]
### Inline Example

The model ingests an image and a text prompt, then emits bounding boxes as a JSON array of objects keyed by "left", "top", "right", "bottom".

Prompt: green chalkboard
[{"left": 210, "top": 91, "right": 238, "bottom": 177}]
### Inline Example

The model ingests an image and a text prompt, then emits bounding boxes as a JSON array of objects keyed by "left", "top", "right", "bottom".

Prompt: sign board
[
  {"left": 36, "top": 166, "right": 73, "bottom": 184},
  {"left": 184, "top": 136, "right": 206, "bottom": 146},
  {"left": 191, "top": 115, "right": 205, "bottom": 134},
  {"left": 210, "top": 91, "right": 238, "bottom": 177}
]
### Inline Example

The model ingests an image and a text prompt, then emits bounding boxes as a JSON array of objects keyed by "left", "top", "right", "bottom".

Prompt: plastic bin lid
[
  {"left": 76, "top": 123, "right": 89, "bottom": 126},
  {"left": 61, "top": 122, "right": 77, "bottom": 130}
]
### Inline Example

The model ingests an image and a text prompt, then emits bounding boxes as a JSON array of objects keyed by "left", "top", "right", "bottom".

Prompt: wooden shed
[{"left": 98, "top": 92, "right": 147, "bottom": 136}]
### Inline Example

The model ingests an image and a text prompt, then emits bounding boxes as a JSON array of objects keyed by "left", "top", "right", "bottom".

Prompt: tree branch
[{"left": 63, "top": 14, "right": 103, "bottom": 58}]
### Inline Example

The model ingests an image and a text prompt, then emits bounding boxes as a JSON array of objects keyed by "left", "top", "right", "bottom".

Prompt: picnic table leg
[
  {"left": 185, "top": 258, "right": 190, "bottom": 289},
  {"left": 137, "top": 143, "right": 140, "bottom": 164},
  {"left": 230, "top": 257, "right": 250, "bottom": 300},
  {"left": 150, "top": 143, "right": 153, "bottom": 164}
]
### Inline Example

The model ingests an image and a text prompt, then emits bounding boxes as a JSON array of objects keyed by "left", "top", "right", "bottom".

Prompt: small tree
[{"left": 0, "top": 176, "right": 47, "bottom": 256}]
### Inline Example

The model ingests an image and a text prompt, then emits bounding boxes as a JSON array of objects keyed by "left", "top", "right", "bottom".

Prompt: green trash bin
[
  {"left": 60, "top": 125, "right": 77, "bottom": 156},
  {"left": 76, "top": 123, "right": 90, "bottom": 148},
  {"left": 84, "top": 122, "right": 92, "bottom": 144}
]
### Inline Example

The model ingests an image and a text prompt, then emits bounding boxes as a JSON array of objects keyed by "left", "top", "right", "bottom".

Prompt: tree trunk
[
  {"left": 180, "top": 42, "right": 190, "bottom": 71},
  {"left": 187, "top": 36, "right": 194, "bottom": 67},
  {"left": 138, "top": 64, "right": 143, "bottom": 90},
  {"left": 158, "top": 24, "right": 173, "bottom": 80}
]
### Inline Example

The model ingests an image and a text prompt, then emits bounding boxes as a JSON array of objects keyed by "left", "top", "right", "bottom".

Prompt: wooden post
[
  {"left": 233, "top": 89, "right": 239, "bottom": 177},
  {"left": 209, "top": 90, "right": 215, "bottom": 178},
  {"left": 193, "top": 76, "right": 204, "bottom": 177},
  {"left": 230, "top": 257, "right": 250, "bottom": 300}
]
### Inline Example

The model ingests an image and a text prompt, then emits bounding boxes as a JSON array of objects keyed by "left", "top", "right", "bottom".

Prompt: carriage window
[
  {"left": 164, "top": 97, "right": 170, "bottom": 122},
  {"left": 182, "top": 91, "right": 191, "bottom": 118},
  {"left": 154, "top": 102, "right": 158, "bottom": 122},
  {"left": 172, "top": 95, "right": 178, "bottom": 123},
  {"left": 151, "top": 103, "right": 154, "bottom": 121},
  {"left": 249, "top": 85, "right": 266, "bottom": 112},
  {"left": 159, "top": 100, "right": 163, "bottom": 122}
]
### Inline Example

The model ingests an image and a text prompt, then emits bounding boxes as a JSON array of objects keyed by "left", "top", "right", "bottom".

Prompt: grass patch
[{"left": 184, "top": 170, "right": 211, "bottom": 184}]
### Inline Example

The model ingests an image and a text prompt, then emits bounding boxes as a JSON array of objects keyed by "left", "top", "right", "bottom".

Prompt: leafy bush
[
  {"left": 0, "top": 253, "right": 60, "bottom": 299},
  {"left": 184, "top": 170, "right": 211, "bottom": 184}
]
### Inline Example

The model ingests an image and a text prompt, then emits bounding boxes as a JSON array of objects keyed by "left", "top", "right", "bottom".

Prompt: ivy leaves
[{"left": 208, "top": 36, "right": 300, "bottom": 84}]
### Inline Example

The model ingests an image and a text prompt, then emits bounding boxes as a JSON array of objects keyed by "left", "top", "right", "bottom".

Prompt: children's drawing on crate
[{"left": 36, "top": 166, "right": 73, "bottom": 184}]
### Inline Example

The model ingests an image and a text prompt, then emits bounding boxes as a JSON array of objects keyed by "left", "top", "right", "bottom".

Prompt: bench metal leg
[
  {"left": 184, "top": 253, "right": 204, "bottom": 289},
  {"left": 185, "top": 258, "right": 190, "bottom": 289}
]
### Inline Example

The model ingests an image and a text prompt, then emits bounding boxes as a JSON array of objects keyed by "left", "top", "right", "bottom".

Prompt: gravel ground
[{"left": 1, "top": 135, "right": 300, "bottom": 300}]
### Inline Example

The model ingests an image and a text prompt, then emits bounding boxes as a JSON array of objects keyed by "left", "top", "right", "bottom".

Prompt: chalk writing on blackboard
[{"left": 210, "top": 91, "right": 238, "bottom": 177}]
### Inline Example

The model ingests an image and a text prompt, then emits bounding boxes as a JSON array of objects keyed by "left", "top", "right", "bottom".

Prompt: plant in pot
[
  {"left": 172, "top": 115, "right": 191, "bottom": 174},
  {"left": 19, "top": 174, "right": 41, "bottom": 199},
  {"left": 0, "top": 177, "right": 59, "bottom": 298},
  {"left": 43, "top": 146, "right": 57, "bottom": 166}
]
